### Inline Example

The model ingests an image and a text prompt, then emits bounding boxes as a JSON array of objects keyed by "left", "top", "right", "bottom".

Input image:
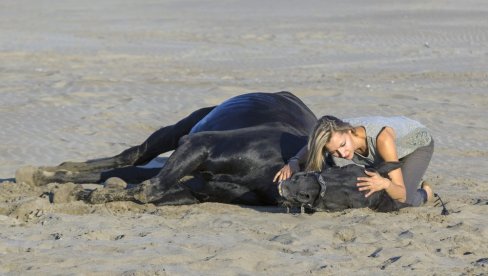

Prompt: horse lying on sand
[{"left": 16, "top": 91, "right": 404, "bottom": 212}]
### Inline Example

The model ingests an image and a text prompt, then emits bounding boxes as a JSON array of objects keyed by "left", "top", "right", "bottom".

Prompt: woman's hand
[
  {"left": 273, "top": 159, "right": 300, "bottom": 183},
  {"left": 356, "top": 170, "right": 392, "bottom": 197}
]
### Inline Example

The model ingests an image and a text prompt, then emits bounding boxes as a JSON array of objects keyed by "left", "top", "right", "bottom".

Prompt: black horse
[
  {"left": 17, "top": 92, "right": 315, "bottom": 206},
  {"left": 16, "top": 91, "right": 402, "bottom": 212}
]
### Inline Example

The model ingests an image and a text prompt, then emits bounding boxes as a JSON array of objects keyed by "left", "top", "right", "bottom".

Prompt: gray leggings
[{"left": 400, "top": 139, "right": 434, "bottom": 206}]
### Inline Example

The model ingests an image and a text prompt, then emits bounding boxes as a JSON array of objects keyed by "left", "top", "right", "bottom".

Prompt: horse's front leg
[
  {"left": 83, "top": 179, "right": 200, "bottom": 206},
  {"left": 82, "top": 137, "right": 210, "bottom": 205},
  {"left": 80, "top": 181, "right": 149, "bottom": 204}
]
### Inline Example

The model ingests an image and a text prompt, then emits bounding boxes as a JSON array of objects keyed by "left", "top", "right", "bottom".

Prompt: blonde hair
[{"left": 305, "top": 115, "right": 355, "bottom": 172}]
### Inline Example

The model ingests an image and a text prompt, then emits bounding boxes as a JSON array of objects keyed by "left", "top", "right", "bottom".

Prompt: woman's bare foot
[{"left": 421, "top": 181, "right": 433, "bottom": 203}]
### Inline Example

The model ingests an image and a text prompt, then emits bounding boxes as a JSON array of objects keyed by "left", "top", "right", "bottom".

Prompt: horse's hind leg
[
  {"left": 16, "top": 106, "right": 215, "bottom": 186},
  {"left": 82, "top": 174, "right": 202, "bottom": 205},
  {"left": 58, "top": 106, "right": 215, "bottom": 171},
  {"left": 15, "top": 164, "right": 163, "bottom": 187},
  {"left": 83, "top": 138, "right": 211, "bottom": 205}
]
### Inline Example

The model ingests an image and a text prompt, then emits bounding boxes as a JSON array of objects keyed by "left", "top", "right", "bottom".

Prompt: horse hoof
[
  {"left": 52, "top": 182, "right": 83, "bottom": 203},
  {"left": 15, "top": 166, "right": 41, "bottom": 186},
  {"left": 104, "top": 177, "right": 127, "bottom": 189}
]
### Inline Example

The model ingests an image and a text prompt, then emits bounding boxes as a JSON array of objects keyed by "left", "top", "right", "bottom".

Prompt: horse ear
[{"left": 375, "top": 162, "right": 402, "bottom": 175}]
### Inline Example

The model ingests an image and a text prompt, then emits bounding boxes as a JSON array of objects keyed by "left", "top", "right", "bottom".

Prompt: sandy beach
[{"left": 1, "top": 0, "right": 487, "bottom": 274}]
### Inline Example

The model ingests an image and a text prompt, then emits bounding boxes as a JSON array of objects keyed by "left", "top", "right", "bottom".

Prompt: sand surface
[{"left": 1, "top": 0, "right": 487, "bottom": 274}]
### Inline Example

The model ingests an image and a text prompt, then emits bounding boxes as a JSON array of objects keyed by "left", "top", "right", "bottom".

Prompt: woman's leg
[{"left": 400, "top": 140, "right": 434, "bottom": 206}]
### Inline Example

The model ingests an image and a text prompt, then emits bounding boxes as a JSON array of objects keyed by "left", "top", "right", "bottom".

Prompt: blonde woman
[{"left": 273, "top": 115, "right": 434, "bottom": 206}]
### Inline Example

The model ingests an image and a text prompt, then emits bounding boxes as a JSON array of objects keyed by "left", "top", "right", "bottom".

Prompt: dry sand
[{"left": 1, "top": 0, "right": 487, "bottom": 274}]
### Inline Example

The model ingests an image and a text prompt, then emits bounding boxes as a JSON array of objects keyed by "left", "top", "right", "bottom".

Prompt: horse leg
[
  {"left": 16, "top": 106, "right": 215, "bottom": 186},
  {"left": 58, "top": 106, "right": 215, "bottom": 170},
  {"left": 82, "top": 173, "right": 207, "bottom": 205},
  {"left": 82, "top": 178, "right": 200, "bottom": 205},
  {"left": 82, "top": 136, "right": 210, "bottom": 205}
]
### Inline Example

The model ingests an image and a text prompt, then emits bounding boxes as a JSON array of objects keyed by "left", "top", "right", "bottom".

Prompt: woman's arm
[
  {"left": 291, "top": 145, "right": 308, "bottom": 164},
  {"left": 357, "top": 127, "right": 407, "bottom": 202},
  {"left": 273, "top": 145, "right": 308, "bottom": 182}
]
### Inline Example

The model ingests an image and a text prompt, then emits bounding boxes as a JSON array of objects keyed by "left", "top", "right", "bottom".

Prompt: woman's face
[{"left": 325, "top": 130, "right": 355, "bottom": 160}]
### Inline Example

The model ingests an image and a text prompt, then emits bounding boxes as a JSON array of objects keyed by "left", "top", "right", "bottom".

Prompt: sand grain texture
[{"left": 1, "top": 0, "right": 487, "bottom": 274}]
